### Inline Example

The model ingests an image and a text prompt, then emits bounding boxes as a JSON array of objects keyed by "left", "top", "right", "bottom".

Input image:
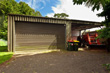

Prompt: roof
[
  {"left": 8, "top": 14, "right": 102, "bottom": 30},
  {"left": 8, "top": 14, "right": 101, "bottom": 24}
]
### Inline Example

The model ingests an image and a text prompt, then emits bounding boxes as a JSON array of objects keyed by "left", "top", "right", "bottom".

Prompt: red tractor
[
  {"left": 81, "top": 31, "right": 108, "bottom": 50},
  {"left": 82, "top": 32, "right": 101, "bottom": 46}
]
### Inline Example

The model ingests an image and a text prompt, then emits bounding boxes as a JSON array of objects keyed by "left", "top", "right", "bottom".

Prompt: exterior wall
[
  {"left": 72, "top": 30, "right": 79, "bottom": 36},
  {"left": 71, "top": 30, "right": 80, "bottom": 40},
  {"left": 8, "top": 14, "right": 72, "bottom": 52}
]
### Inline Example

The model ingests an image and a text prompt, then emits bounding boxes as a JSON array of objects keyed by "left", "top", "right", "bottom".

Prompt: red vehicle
[{"left": 82, "top": 32, "right": 101, "bottom": 46}]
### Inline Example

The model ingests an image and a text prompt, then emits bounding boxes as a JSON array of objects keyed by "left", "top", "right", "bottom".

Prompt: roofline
[{"left": 8, "top": 14, "right": 101, "bottom": 24}]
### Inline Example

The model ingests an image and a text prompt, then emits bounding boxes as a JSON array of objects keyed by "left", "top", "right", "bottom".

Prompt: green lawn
[
  {"left": 0, "top": 52, "right": 13, "bottom": 64},
  {"left": 0, "top": 40, "right": 13, "bottom": 64}
]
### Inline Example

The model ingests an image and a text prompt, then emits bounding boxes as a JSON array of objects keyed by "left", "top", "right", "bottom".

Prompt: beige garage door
[{"left": 15, "top": 21, "right": 65, "bottom": 51}]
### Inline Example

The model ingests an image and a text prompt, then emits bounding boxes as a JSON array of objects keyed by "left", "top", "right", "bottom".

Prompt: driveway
[{"left": 0, "top": 50, "right": 110, "bottom": 73}]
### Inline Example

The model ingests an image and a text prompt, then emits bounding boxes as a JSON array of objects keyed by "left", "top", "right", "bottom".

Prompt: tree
[
  {"left": 97, "top": 2, "right": 110, "bottom": 39},
  {"left": 98, "top": 2, "right": 110, "bottom": 27},
  {"left": 35, "top": 11, "right": 42, "bottom": 16},
  {"left": 19, "top": 2, "right": 41, "bottom": 16},
  {"left": 73, "top": 0, "right": 110, "bottom": 11},
  {"left": 54, "top": 13, "right": 69, "bottom": 19},
  {"left": 0, "top": 0, "right": 42, "bottom": 40},
  {"left": 97, "top": 2, "right": 110, "bottom": 51},
  {"left": 45, "top": 16, "right": 48, "bottom": 17}
]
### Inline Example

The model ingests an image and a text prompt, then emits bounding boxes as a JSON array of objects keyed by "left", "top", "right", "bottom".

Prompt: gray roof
[{"left": 8, "top": 14, "right": 102, "bottom": 30}]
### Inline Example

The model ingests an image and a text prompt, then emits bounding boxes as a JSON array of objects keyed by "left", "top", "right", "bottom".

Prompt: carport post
[
  {"left": 8, "top": 15, "right": 15, "bottom": 52},
  {"left": 12, "top": 16, "right": 15, "bottom": 52},
  {"left": 65, "top": 24, "right": 67, "bottom": 49},
  {"left": 8, "top": 15, "right": 13, "bottom": 52}
]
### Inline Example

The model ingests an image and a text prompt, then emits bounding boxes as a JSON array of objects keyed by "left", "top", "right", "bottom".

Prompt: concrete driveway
[{"left": 0, "top": 50, "right": 110, "bottom": 73}]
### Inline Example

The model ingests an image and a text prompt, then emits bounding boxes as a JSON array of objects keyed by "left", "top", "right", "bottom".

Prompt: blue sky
[
  {"left": 15, "top": 0, "right": 104, "bottom": 22},
  {"left": 15, "top": 0, "right": 60, "bottom": 16}
]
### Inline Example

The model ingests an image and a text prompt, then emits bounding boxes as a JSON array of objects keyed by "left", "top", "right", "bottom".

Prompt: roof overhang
[{"left": 71, "top": 22, "right": 102, "bottom": 30}]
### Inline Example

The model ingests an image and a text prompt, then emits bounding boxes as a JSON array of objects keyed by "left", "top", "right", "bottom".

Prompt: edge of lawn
[
  {"left": 0, "top": 52, "right": 14, "bottom": 65},
  {"left": 0, "top": 40, "right": 14, "bottom": 65}
]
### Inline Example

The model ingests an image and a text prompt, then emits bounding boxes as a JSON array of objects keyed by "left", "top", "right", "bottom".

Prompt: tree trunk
[{"left": 107, "top": 38, "right": 110, "bottom": 52}]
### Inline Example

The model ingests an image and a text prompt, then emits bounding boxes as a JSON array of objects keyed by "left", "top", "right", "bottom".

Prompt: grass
[
  {"left": 0, "top": 52, "right": 13, "bottom": 64},
  {"left": 0, "top": 39, "right": 8, "bottom": 52},
  {"left": 0, "top": 39, "right": 13, "bottom": 64}
]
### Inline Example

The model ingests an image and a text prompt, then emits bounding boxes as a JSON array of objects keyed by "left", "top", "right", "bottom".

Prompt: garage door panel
[
  {"left": 15, "top": 21, "right": 65, "bottom": 51},
  {"left": 16, "top": 35, "right": 57, "bottom": 46}
]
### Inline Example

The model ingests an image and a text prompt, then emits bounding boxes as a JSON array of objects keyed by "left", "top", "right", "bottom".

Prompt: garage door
[{"left": 15, "top": 21, "right": 65, "bottom": 51}]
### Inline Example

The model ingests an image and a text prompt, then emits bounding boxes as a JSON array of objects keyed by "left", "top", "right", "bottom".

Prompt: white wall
[
  {"left": 71, "top": 30, "right": 80, "bottom": 40},
  {"left": 72, "top": 30, "right": 80, "bottom": 36}
]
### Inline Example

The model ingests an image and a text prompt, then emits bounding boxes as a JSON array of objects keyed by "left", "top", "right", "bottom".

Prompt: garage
[
  {"left": 8, "top": 14, "right": 101, "bottom": 52},
  {"left": 15, "top": 21, "right": 65, "bottom": 51}
]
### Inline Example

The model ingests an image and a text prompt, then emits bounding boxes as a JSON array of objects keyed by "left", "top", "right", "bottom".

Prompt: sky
[{"left": 15, "top": 0, "right": 104, "bottom": 22}]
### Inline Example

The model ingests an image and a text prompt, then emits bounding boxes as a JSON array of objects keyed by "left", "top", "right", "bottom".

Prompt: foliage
[
  {"left": 0, "top": 0, "right": 42, "bottom": 40},
  {"left": 0, "top": 46, "right": 7, "bottom": 52},
  {"left": 0, "top": 39, "right": 7, "bottom": 46},
  {"left": 103, "top": 64, "right": 110, "bottom": 70},
  {"left": 97, "top": 28, "right": 110, "bottom": 39},
  {"left": 73, "top": 0, "right": 110, "bottom": 11},
  {"left": 0, "top": 16, "right": 8, "bottom": 40},
  {"left": 0, "top": 52, "right": 13, "bottom": 64},
  {"left": 97, "top": 2, "right": 110, "bottom": 39},
  {"left": 19, "top": 2, "right": 42, "bottom": 16},
  {"left": 54, "top": 13, "right": 69, "bottom": 19},
  {"left": 45, "top": 16, "right": 48, "bottom": 17},
  {"left": 98, "top": 2, "right": 110, "bottom": 27}
]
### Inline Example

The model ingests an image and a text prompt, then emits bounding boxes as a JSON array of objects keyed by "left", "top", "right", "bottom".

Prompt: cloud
[
  {"left": 47, "top": 0, "right": 104, "bottom": 22},
  {"left": 19, "top": 0, "right": 50, "bottom": 10},
  {"left": 31, "top": 0, "right": 46, "bottom": 10},
  {"left": 47, "top": 13, "right": 54, "bottom": 17}
]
